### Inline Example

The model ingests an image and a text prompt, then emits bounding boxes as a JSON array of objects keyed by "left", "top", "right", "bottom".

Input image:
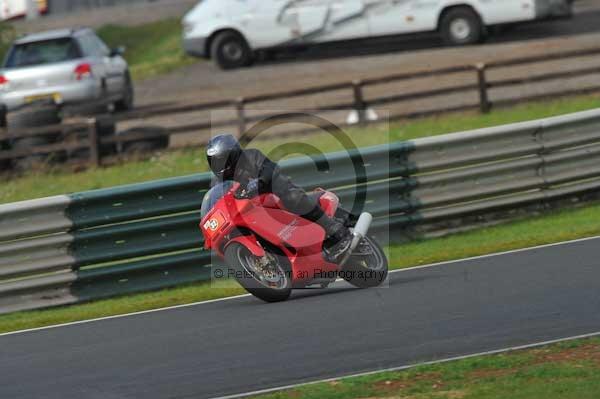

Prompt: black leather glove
[
  {"left": 235, "top": 179, "right": 260, "bottom": 199},
  {"left": 245, "top": 179, "right": 259, "bottom": 197}
]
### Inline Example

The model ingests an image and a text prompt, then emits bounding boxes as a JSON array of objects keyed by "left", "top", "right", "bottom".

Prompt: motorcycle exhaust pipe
[
  {"left": 340, "top": 212, "right": 373, "bottom": 267},
  {"left": 351, "top": 212, "right": 373, "bottom": 251}
]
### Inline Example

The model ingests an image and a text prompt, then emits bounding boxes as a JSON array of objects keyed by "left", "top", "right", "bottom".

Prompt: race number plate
[{"left": 203, "top": 210, "right": 227, "bottom": 238}]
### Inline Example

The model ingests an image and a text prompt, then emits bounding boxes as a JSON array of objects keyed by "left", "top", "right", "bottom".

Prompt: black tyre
[
  {"left": 211, "top": 31, "right": 253, "bottom": 70},
  {"left": 115, "top": 71, "right": 134, "bottom": 112},
  {"left": 8, "top": 102, "right": 61, "bottom": 172},
  {"left": 440, "top": 8, "right": 483, "bottom": 46},
  {"left": 342, "top": 236, "right": 388, "bottom": 289},
  {"left": 224, "top": 242, "right": 292, "bottom": 303},
  {"left": 66, "top": 115, "right": 117, "bottom": 160},
  {"left": 62, "top": 102, "right": 110, "bottom": 118},
  {"left": 11, "top": 136, "right": 51, "bottom": 171},
  {"left": 120, "top": 126, "right": 168, "bottom": 155}
]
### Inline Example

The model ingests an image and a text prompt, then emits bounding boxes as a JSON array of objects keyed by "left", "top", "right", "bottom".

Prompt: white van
[
  {"left": 0, "top": 0, "right": 47, "bottom": 20},
  {"left": 182, "top": 0, "right": 573, "bottom": 70}
]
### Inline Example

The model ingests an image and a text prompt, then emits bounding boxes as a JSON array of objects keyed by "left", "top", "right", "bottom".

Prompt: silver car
[{"left": 0, "top": 28, "right": 133, "bottom": 112}]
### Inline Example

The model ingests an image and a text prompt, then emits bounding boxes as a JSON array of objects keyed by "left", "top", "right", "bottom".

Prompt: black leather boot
[
  {"left": 303, "top": 206, "right": 353, "bottom": 263},
  {"left": 323, "top": 224, "right": 353, "bottom": 263}
]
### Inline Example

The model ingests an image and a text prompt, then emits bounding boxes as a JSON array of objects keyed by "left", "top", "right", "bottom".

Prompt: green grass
[
  {"left": 250, "top": 337, "right": 600, "bottom": 399},
  {"left": 0, "top": 22, "right": 15, "bottom": 60},
  {"left": 2, "top": 198, "right": 600, "bottom": 334},
  {"left": 2, "top": 94, "right": 599, "bottom": 204},
  {"left": 96, "top": 18, "right": 198, "bottom": 81}
]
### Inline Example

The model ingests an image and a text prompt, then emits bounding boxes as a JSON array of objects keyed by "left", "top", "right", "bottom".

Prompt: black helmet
[{"left": 206, "top": 134, "right": 242, "bottom": 180}]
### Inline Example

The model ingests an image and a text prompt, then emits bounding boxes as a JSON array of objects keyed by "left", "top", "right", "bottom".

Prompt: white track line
[
  {"left": 210, "top": 330, "right": 600, "bottom": 399},
  {"left": 2, "top": 234, "right": 600, "bottom": 338},
  {"left": 0, "top": 294, "right": 251, "bottom": 337}
]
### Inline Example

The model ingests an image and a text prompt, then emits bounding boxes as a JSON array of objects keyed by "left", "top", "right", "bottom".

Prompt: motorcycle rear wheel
[
  {"left": 342, "top": 236, "right": 388, "bottom": 288},
  {"left": 225, "top": 242, "right": 292, "bottom": 303}
]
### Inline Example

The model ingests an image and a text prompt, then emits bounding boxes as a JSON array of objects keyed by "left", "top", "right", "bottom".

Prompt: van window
[{"left": 5, "top": 38, "right": 82, "bottom": 68}]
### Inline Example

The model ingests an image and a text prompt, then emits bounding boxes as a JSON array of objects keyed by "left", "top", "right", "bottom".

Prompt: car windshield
[
  {"left": 201, "top": 181, "right": 235, "bottom": 219},
  {"left": 5, "top": 38, "right": 82, "bottom": 68}
]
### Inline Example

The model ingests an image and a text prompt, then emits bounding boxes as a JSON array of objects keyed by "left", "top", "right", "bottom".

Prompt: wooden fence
[{"left": 2, "top": 45, "right": 600, "bottom": 171}]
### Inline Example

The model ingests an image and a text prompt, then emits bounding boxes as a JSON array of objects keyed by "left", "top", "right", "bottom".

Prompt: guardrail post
[
  {"left": 235, "top": 97, "right": 246, "bottom": 138},
  {"left": 87, "top": 118, "right": 100, "bottom": 167},
  {"left": 476, "top": 63, "right": 491, "bottom": 114},
  {"left": 352, "top": 80, "right": 367, "bottom": 124}
]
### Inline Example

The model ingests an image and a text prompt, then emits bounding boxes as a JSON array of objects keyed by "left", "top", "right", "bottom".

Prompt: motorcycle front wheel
[
  {"left": 342, "top": 236, "right": 388, "bottom": 288},
  {"left": 225, "top": 242, "right": 292, "bottom": 303}
]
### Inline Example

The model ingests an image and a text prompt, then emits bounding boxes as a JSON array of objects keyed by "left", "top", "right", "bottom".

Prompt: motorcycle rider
[{"left": 206, "top": 134, "right": 353, "bottom": 262}]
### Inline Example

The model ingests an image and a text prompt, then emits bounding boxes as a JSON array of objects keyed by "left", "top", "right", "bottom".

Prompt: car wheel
[
  {"left": 115, "top": 72, "right": 134, "bottom": 112},
  {"left": 211, "top": 31, "right": 253, "bottom": 70},
  {"left": 440, "top": 8, "right": 483, "bottom": 46}
]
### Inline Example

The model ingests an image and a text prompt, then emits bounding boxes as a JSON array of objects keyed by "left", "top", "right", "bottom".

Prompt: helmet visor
[{"left": 209, "top": 154, "right": 232, "bottom": 178}]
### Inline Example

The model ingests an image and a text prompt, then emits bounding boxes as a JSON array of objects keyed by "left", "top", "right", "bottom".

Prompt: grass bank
[
  {"left": 97, "top": 18, "right": 197, "bottom": 81},
  {"left": 2, "top": 94, "right": 599, "bottom": 204},
  {"left": 2, "top": 198, "right": 600, "bottom": 334},
  {"left": 251, "top": 336, "right": 600, "bottom": 399}
]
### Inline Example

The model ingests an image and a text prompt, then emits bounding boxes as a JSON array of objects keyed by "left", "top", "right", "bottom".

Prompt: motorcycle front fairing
[
  {"left": 200, "top": 187, "right": 339, "bottom": 285},
  {"left": 234, "top": 199, "right": 339, "bottom": 284}
]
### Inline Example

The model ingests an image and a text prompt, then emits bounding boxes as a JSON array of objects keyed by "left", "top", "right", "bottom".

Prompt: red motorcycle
[{"left": 200, "top": 181, "right": 388, "bottom": 302}]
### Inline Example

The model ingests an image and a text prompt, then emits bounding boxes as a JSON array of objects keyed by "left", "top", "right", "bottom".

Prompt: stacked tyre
[{"left": 8, "top": 101, "right": 61, "bottom": 172}]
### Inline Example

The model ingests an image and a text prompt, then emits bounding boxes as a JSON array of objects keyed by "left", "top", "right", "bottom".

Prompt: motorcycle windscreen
[{"left": 201, "top": 181, "right": 236, "bottom": 220}]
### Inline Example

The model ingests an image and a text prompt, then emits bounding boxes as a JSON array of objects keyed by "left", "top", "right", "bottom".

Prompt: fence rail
[
  {"left": 1, "top": 108, "right": 600, "bottom": 314},
  {"left": 2, "top": 45, "right": 600, "bottom": 172}
]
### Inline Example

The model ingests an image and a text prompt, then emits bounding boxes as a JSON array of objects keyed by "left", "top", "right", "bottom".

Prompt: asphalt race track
[{"left": 2, "top": 238, "right": 600, "bottom": 399}]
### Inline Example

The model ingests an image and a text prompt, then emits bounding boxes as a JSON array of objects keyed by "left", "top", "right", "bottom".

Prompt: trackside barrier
[{"left": 2, "top": 108, "right": 600, "bottom": 314}]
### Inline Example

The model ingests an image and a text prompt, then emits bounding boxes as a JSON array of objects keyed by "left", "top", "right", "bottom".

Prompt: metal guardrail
[{"left": 2, "top": 108, "right": 600, "bottom": 314}]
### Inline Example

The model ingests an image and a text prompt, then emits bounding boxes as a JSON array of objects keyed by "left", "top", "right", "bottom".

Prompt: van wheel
[
  {"left": 119, "top": 126, "right": 168, "bottom": 155},
  {"left": 440, "top": 8, "right": 483, "bottom": 46},
  {"left": 211, "top": 31, "right": 253, "bottom": 70}
]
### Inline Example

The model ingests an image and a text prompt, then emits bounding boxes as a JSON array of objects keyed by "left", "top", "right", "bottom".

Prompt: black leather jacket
[{"left": 213, "top": 149, "right": 278, "bottom": 193}]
